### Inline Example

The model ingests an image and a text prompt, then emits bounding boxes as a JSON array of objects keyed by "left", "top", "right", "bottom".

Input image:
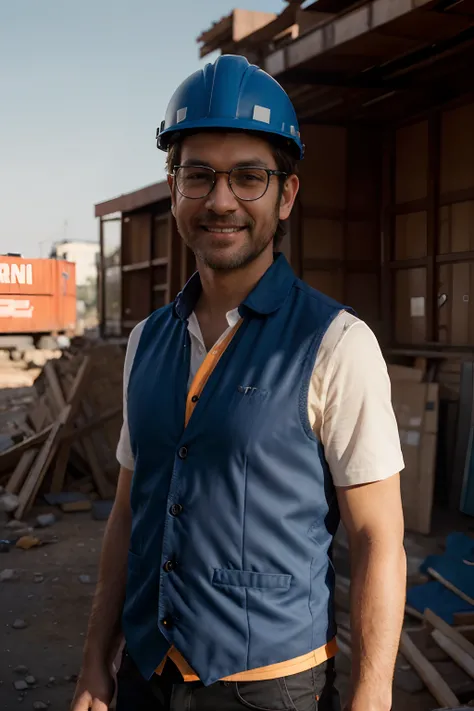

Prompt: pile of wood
[
  {"left": 335, "top": 589, "right": 474, "bottom": 707},
  {"left": 401, "top": 609, "right": 474, "bottom": 708},
  {"left": 0, "top": 343, "right": 125, "bottom": 520}
]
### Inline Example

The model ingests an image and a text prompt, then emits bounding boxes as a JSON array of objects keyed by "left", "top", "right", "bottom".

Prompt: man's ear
[{"left": 279, "top": 174, "right": 299, "bottom": 221}]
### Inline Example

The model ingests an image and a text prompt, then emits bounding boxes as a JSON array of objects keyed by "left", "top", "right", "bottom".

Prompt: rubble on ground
[
  {"left": 333, "top": 529, "right": 474, "bottom": 708},
  {"left": 0, "top": 338, "right": 123, "bottom": 527}
]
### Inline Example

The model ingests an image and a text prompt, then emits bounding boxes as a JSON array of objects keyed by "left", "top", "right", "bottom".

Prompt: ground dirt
[{"left": 0, "top": 510, "right": 103, "bottom": 710}]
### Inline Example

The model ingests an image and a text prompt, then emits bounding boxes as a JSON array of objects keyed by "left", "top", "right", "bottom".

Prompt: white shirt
[{"left": 117, "top": 310, "right": 404, "bottom": 487}]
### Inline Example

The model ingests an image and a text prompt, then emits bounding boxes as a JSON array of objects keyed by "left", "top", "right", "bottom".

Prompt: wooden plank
[
  {"left": 454, "top": 612, "right": 474, "bottom": 626},
  {"left": 56, "top": 363, "right": 118, "bottom": 499},
  {"left": 50, "top": 357, "right": 92, "bottom": 494},
  {"left": 63, "top": 406, "right": 122, "bottom": 442},
  {"left": 29, "top": 396, "right": 50, "bottom": 432},
  {"left": 426, "top": 113, "right": 440, "bottom": 343},
  {"left": 43, "top": 361, "right": 66, "bottom": 415},
  {"left": 432, "top": 629, "right": 474, "bottom": 679},
  {"left": 233, "top": 4, "right": 298, "bottom": 47},
  {"left": 44, "top": 360, "right": 92, "bottom": 465},
  {"left": 14, "top": 408, "right": 71, "bottom": 520},
  {"left": 0, "top": 426, "right": 53, "bottom": 473},
  {"left": 5, "top": 449, "right": 38, "bottom": 495},
  {"left": 265, "top": 0, "right": 433, "bottom": 76},
  {"left": 94, "top": 181, "right": 170, "bottom": 218},
  {"left": 79, "top": 400, "right": 116, "bottom": 500},
  {"left": 428, "top": 567, "right": 474, "bottom": 606},
  {"left": 425, "top": 609, "right": 474, "bottom": 659},
  {"left": 399, "top": 631, "right": 460, "bottom": 708}
]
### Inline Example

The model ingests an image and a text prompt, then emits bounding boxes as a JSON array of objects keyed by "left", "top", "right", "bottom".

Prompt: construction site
[{"left": 2, "top": 0, "right": 474, "bottom": 708}]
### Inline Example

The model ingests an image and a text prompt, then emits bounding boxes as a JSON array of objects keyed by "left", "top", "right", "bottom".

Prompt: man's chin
[{"left": 197, "top": 246, "right": 257, "bottom": 272}]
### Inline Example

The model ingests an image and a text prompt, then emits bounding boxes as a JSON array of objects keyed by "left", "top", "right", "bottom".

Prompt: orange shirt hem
[{"left": 155, "top": 639, "right": 338, "bottom": 682}]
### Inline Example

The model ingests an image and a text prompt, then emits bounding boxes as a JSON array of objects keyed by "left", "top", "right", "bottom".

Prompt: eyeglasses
[{"left": 172, "top": 165, "right": 287, "bottom": 202}]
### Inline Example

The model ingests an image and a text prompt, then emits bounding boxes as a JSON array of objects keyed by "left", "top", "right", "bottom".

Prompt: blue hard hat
[{"left": 156, "top": 54, "right": 304, "bottom": 160}]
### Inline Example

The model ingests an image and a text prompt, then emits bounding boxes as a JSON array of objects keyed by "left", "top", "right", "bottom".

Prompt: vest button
[
  {"left": 170, "top": 504, "right": 183, "bottom": 517},
  {"left": 163, "top": 560, "right": 176, "bottom": 573},
  {"left": 161, "top": 616, "right": 173, "bottom": 629},
  {"left": 178, "top": 446, "right": 188, "bottom": 459}
]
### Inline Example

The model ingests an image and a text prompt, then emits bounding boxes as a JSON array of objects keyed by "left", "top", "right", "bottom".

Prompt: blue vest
[{"left": 124, "top": 254, "right": 348, "bottom": 685}]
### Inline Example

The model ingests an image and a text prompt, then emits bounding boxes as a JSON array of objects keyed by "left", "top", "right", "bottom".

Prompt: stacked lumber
[
  {"left": 400, "top": 609, "right": 474, "bottom": 708},
  {"left": 334, "top": 599, "right": 474, "bottom": 707},
  {"left": 0, "top": 343, "right": 124, "bottom": 519}
]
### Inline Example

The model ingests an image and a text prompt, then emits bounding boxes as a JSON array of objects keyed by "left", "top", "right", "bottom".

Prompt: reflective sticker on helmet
[
  {"left": 177, "top": 107, "right": 188, "bottom": 123},
  {"left": 290, "top": 126, "right": 296, "bottom": 135},
  {"left": 253, "top": 105, "right": 271, "bottom": 124}
]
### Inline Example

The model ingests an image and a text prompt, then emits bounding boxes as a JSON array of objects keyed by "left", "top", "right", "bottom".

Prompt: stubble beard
[{"left": 177, "top": 209, "right": 280, "bottom": 273}]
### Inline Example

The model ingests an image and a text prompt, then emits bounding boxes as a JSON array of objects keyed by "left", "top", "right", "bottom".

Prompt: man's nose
[{"left": 204, "top": 174, "right": 239, "bottom": 214}]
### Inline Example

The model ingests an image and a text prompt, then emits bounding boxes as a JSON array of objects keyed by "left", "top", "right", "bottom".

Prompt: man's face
[{"left": 168, "top": 132, "right": 298, "bottom": 271}]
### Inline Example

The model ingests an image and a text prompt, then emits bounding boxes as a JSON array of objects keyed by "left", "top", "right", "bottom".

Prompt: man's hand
[{"left": 70, "top": 665, "right": 115, "bottom": 711}]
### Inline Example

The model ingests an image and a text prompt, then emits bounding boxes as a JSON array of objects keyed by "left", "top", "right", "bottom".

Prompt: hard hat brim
[{"left": 157, "top": 118, "right": 304, "bottom": 161}]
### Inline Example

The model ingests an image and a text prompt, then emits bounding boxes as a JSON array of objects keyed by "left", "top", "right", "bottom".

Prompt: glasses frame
[{"left": 171, "top": 165, "right": 288, "bottom": 202}]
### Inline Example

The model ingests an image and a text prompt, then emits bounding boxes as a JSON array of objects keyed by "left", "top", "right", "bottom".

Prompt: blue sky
[{"left": 0, "top": 0, "right": 284, "bottom": 257}]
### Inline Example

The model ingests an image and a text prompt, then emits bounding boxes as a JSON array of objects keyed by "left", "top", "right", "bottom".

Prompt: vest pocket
[{"left": 212, "top": 569, "right": 292, "bottom": 590}]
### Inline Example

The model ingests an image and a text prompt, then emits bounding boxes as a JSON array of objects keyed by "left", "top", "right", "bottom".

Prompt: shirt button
[
  {"left": 191, "top": 395, "right": 199, "bottom": 403},
  {"left": 163, "top": 560, "right": 176, "bottom": 573},
  {"left": 178, "top": 446, "right": 188, "bottom": 459},
  {"left": 170, "top": 504, "right": 183, "bottom": 517}
]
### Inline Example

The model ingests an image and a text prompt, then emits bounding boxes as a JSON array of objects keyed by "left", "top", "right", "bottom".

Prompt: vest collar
[{"left": 174, "top": 252, "right": 295, "bottom": 321}]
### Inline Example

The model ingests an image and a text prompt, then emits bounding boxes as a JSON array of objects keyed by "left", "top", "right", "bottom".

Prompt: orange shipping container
[{"left": 0, "top": 257, "right": 76, "bottom": 335}]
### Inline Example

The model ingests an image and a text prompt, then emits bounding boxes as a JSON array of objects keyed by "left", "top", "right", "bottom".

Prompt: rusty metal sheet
[{"left": 0, "top": 257, "right": 76, "bottom": 334}]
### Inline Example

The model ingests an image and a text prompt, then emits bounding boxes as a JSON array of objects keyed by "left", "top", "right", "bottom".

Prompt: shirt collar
[
  {"left": 239, "top": 253, "right": 295, "bottom": 316},
  {"left": 174, "top": 253, "right": 295, "bottom": 321}
]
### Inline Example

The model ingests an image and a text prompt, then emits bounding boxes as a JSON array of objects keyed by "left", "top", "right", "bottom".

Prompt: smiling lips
[{"left": 200, "top": 225, "right": 247, "bottom": 233}]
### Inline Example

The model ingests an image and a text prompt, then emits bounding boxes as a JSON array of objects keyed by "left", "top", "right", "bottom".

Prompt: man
[{"left": 72, "top": 55, "right": 406, "bottom": 711}]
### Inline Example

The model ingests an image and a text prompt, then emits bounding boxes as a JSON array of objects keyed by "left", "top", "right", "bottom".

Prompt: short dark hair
[{"left": 166, "top": 132, "right": 298, "bottom": 250}]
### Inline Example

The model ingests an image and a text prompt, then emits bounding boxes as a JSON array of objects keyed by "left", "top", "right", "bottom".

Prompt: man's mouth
[{"left": 200, "top": 225, "right": 246, "bottom": 233}]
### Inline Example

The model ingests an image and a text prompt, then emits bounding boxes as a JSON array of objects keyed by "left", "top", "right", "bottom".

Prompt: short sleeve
[
  {"left": 320, "top": 320, "right": 404, "bottom": 487},
  {"left": 116, "top": 320, "right": 146, "bottom": 471}
]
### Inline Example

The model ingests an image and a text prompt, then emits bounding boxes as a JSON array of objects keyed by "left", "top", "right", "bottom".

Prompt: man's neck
[{"left": 196, "top": 250, "right": 274, "bottom": 320}]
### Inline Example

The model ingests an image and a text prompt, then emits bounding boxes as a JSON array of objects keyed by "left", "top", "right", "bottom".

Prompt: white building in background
[
  {"left": 50, "top": 240, "right": 99, "bottom": 286},
  {"left": 50, "top": 240, "right": 100, "bottom": 331}
]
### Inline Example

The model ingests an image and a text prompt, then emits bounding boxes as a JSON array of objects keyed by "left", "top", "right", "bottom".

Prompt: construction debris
[
  {"left": 332, "top": 525, "right": 474, "bottom": 708},
  {"left": 0, "top": 341, "right": 124, "bottom": 521}
]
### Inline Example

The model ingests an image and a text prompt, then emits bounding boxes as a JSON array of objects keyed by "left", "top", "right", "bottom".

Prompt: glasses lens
[
  {"left": 230, "top": 168, "right": 269, "bottom": 200},
  {"left": 176, "top": 167, "right": 215, "bottom": 198}
]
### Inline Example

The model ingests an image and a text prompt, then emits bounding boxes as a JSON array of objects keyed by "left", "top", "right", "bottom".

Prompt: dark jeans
[{"left": 116, "top": 649, "right": 341, "bottom": 711}]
